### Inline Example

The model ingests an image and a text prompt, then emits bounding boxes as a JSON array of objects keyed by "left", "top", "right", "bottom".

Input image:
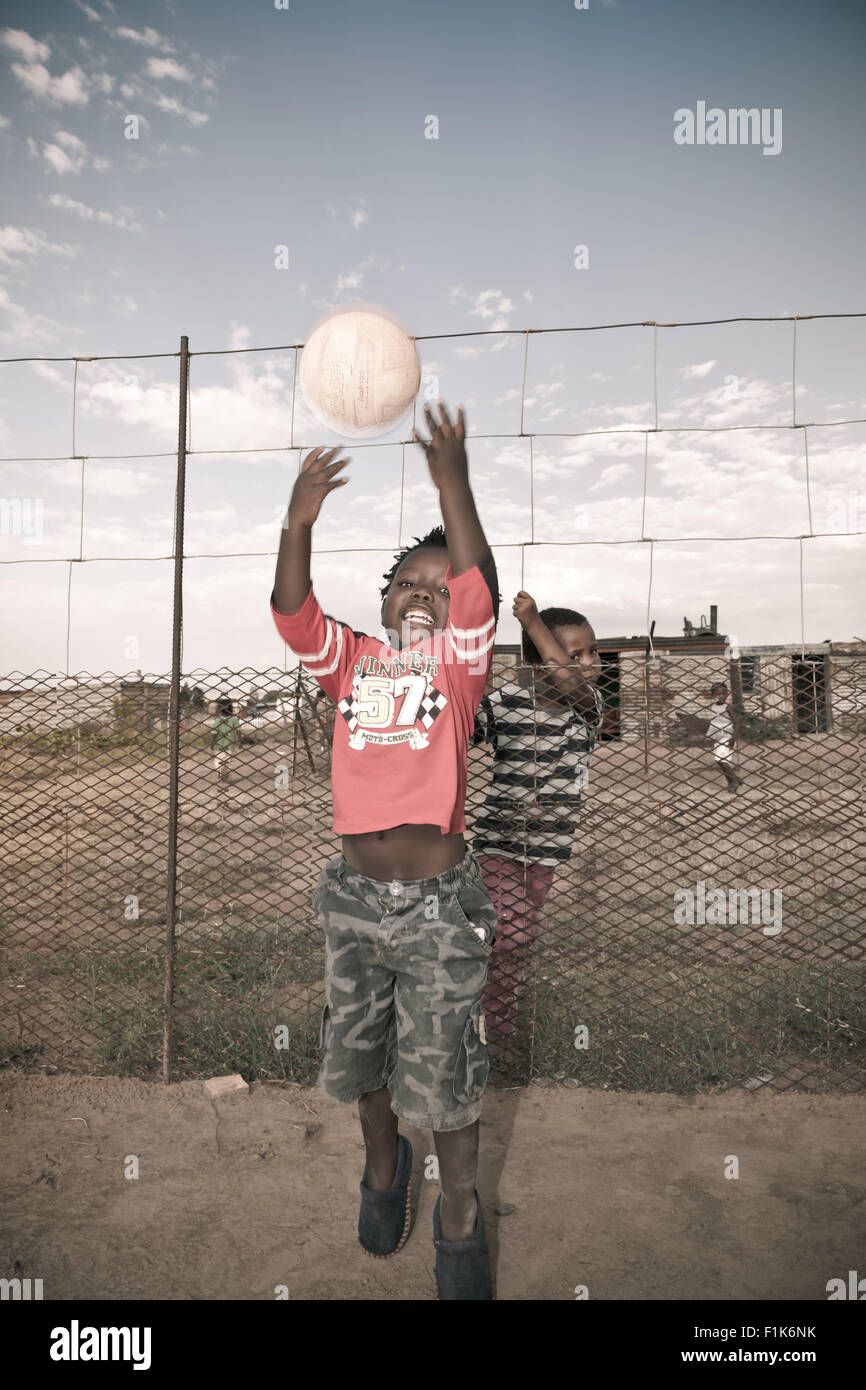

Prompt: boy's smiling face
[{"left": 381, "top": 545, "right": 450, "bottom": 650}]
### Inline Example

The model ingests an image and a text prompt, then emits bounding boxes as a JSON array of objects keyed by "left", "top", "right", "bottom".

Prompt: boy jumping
[{"left": 270, "top": 402, "right": 500, "bottom": 1299}]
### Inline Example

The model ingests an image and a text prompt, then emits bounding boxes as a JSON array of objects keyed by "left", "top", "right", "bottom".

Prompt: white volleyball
[{"left": 299, "top": 305, "right": 421, "bottom": 439}]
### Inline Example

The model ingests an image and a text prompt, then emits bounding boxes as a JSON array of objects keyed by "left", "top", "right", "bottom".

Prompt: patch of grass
[
  {"left": 527, "top": 961, "right": 866, "bottom": 1093},
  {"left": 63, "top": 926, "right": 325, "bottom": 1082}
]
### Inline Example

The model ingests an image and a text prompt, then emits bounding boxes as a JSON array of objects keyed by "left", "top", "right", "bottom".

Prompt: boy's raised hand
[
  {"left": 412, "top": 400, "right": 468, "bottom": 491},
  {"left": 288, "top": 447, "right": 350, "bottom": 527},
  {"left": 513, "top": 590, "right": 540, "bottom": 627}
]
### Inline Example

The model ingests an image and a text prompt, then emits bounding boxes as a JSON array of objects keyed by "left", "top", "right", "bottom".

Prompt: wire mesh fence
[
  {"left": 2, "top": 649, "right": 863, "bottom": 1092},
  {"left": 2, "top": 314, "right": 864, "bottom": 1093}
]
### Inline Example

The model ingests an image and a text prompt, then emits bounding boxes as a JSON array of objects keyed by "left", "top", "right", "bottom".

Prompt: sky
[{"left": 1, "top": 0, "right": 865, "bottom": 683}]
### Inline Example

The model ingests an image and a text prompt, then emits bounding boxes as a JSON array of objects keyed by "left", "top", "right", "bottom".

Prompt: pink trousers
[{"left": 475, "top": 853, "right": 556, "bottom": 1038}]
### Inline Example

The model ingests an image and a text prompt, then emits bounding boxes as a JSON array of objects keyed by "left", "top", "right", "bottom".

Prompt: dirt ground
[{"left": 1, "top": 1070, "right": 863, "bottom": 1301}]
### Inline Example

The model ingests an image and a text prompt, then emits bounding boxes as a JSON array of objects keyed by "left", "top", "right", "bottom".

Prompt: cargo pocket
[
  {"left": 450, "top": 887, "right": 496, "bottom": 955},
  {"left": 318, "top": 1003, "right": 331, "bottom": 1052},
  {"left": 452, "top": 999, "right": 490, "bottom": 1105}
]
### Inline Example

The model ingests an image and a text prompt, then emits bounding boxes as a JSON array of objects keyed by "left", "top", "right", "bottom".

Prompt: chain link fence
[
  {"left": 2, "top": 649, "right": 863, "bottom": 1093},
  {"left": 3, "top": 315, "right": 865, "bottom": 1093}
]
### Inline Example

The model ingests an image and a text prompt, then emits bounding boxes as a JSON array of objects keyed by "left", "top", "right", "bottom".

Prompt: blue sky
[{"left": 1, "top": 0, "right": 865, "bottom": 678}]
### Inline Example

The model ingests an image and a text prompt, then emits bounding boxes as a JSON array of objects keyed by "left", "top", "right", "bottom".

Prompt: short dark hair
[
  {"left": 379, "top": 525, "right": 449, "bottom": 601},
  {"left": 711, "top": 682, "right": 728, "bottom": 697},
  {"left": 522, "top": 607, "right": 590, "bottom": 664},
  {"left": 216, "top": 697, "right": 234, "bottom": 715},
  {"left": 380, "top": 524, "right": 502, "bottom": 622}
]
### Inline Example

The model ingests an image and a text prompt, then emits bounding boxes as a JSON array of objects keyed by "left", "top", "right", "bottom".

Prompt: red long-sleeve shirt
[{"left": 271, "top": 562, "right": 496, "bottom": 836}]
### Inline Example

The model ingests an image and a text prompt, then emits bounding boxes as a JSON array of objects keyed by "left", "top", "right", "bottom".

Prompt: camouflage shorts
[{"left": 313, "top": 847, "right": 497, "bottom": 1132}]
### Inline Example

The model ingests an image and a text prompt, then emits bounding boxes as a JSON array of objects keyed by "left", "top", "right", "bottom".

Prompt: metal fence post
[{"left": 162, "top": 335, "right": 190, "bottom": 1085}]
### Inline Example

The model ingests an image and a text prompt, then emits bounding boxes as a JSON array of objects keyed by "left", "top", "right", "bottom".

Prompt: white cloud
[
  {"left": 670, "top": 376, "right": 789, "bottom": 428},
  {"left": 449, "top": 285, "right": 517, "bottom": 344},
  {"left": 588, "top": 463, "right": 634, "bottom": 493},
  {"left": 56, "top": 130, "right": 86, "bottom": 151},
  {"left": 11, "top": 62, "right": 90, "bottom": 106},
  {"left": 1, "top": 28, "right": 50, "bottom": 63},
  {"left": 331, "top": 253, "right": 380, "bottom": 295},
  {"left": 113, "top": 27, "right": 175, "bottom": 52},
  {"left": 468, "top": 289, "right": 515, "bottom": 322},
  {"left": 0, "top": 285, "right": 64, "bottom": 346},
  {"left": 46, "top": 193, "right": 142, "bottom": 231},
  {"left": 41, "top": 140, "right": 84, "bottom": 175},
  {"left": 0, "top": 115, "right": 10, "bottom": 129},
  {"left": 146, "top": 57, "right": 194, "bottom": 82},
  {"left": 154, "top": 142, "right": 198, "bottom": 156},
  {"left": 30, "top": 360, "right": 70, "bottom": 387},
  {"left": 681, "top": 359, "right": 717, "bottom": 380},
  {"left": 325, "top": 198, "right": 369, "bottom": 230},
  {"left": 228, "top": 323, "right": 251, "bottom": 351},
  {"left": 33, "top": 129, "right": 108, "bottom": 176},
  {"left": 0, "top": 224, "right": 77, "bottom": 265},
  {"left": 77, "top": 355, "right": 298, "bottom": 454},
  {"left": 152, "top": 92, "right": 209, "bottom": 125}
]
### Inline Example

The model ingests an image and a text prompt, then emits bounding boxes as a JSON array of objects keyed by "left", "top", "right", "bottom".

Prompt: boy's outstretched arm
[
  {"left": 413, "top": 402, "right": 493, "bottom": 581},
  {"left": 514, "top": 591, "right": 599, "bottom": 718},
  {"left": 272, "top": 447, "right": 349, "bottom": 615}
]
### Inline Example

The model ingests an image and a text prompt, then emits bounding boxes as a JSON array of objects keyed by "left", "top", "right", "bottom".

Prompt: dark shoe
[
  {"left": 433, "top": 1190, "right": 493, "bottom": 1299},
  {"left": 358, "top": 1134, "right": 414, "bottom": 1258}
]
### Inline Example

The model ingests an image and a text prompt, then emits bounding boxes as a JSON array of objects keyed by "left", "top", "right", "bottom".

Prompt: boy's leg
[
  {"left": 383, "top": 853, "right": 493, "bottom": 1237},
  {"left": 358, "top": 1086, "right": 399, "bottom": 1191},
  {"left": 478, "top": 853, "right": 553, "bottom": 1039},
  {"left": 477, "top": 854, "right": 522, "bottom": 1036},
  {"left": 433, "top": 1119, "right": 479, "bottom": 1241},
  {"left": 715, "top": 748, "right": 740, "bottom": 790}
]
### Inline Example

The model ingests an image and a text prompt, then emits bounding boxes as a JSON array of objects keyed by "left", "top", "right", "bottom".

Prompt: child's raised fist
[{"left": 513, "top": 590, "right": 539, "bottom": 627}]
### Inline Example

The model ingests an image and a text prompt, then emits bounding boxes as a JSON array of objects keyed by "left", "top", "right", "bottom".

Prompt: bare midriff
[{"left": 342, "top": 823, "right": 466, "bottom": 882}]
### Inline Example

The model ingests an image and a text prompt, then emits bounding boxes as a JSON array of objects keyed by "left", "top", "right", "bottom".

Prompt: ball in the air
[{"left": 299, "top": 305, "right": 421, "bottom": 439}]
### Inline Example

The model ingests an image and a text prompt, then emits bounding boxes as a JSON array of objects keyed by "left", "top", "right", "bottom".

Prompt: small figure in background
[
  {"left": 706, "top": 682, "right": 741, "bottom": 793},
  {"left": 211, "top": 696, "right": 239, "bottom": 782}
]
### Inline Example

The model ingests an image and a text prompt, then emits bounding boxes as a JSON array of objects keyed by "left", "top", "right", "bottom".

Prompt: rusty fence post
[{"left": 162, "top": 335, "right": 190, "bottom": 1085}]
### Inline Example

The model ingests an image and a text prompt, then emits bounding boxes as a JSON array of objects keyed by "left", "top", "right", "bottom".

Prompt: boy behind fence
[
  {"left": 471, "top": 592, "right": 604, "bottom": 1041},
  {"left": 211, "top": 697, "right": 239, "bottom": 781},
  {"left": 270, "top": 402, "right": 500, "bottom": 1299},
  {"left": 706, "top": 681, "right": 742, "bottom": 792}
]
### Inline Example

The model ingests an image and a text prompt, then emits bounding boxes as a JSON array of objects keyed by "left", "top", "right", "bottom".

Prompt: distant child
[
  {"left": 211, "top": 697, "right": 239, "bottom": 781},
  {"left": 706, "top": 681, "right": 741, "bottom": 792},
  {"left": 270, "top": 402, "right": 500, "bottom": 1300},
  {"left": 471, "top": 591, "right": 604, "bottom": 1042}
]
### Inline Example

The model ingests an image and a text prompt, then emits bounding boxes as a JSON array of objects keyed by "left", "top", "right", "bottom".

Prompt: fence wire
[
  {"left": 1, "top": 315, "right": 864, "bottom": 1092},
  {"left": 1, "top": 653, "right": 863, "bottom": 1092}
]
